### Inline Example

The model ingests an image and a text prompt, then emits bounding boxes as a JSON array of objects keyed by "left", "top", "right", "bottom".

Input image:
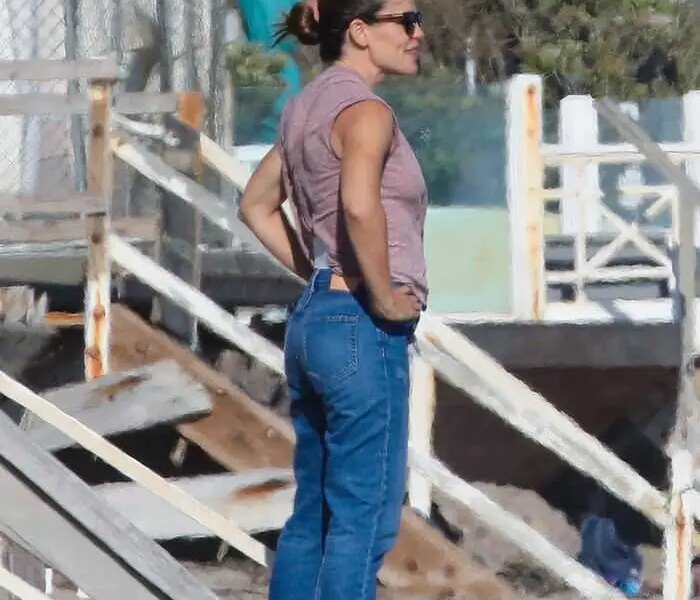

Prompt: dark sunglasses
[{"left": 368, "top": 10, "right": 423, "bottom": 37}]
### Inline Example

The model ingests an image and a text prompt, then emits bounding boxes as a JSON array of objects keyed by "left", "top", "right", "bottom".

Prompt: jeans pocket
[{"left": 304, "top": 315, "right": 359, "bottom": 385}]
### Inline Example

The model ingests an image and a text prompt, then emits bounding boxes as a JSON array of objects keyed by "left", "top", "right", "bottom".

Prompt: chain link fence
[{"left": 0, "top": 0, "right": 231, "bottom": 195}]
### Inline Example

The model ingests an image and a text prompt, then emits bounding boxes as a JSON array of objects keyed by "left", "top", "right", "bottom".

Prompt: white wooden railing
[
  {"left": 111, "top": 107, "right": 700, "bottom": 599},
  {"left": 508, "top": 75, "right": 700, "bottom": 322},
  {"left": 3, "top": 69, "right": 698, "bottom": 600}
]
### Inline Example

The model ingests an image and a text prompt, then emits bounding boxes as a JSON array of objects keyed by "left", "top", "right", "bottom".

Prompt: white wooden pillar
[
  {"left": 683, "top": 91, "right": 700, "bottom": 249},
  {"left": 407, "top": 354, "right": 436, "bottom": 518},
  {"left": 506, "top": 74, "right": 546, "bottom": 320},
  {"left": 559, "top": 95, "right": 601, "bottom": 235},
  {"left": 662, "top": 91, "right": 700, "bottom": 600},
  {"left": 663, "top": 450, "right": 693, "bottom": 600}
]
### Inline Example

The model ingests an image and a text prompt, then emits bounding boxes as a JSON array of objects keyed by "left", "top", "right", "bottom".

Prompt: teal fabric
[{"left": 238, "top": 0, "right": 301, "bottom": 141}]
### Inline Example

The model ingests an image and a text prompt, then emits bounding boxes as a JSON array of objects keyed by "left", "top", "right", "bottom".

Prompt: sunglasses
[{"left": 368, "top": 10, "right": 423, "bottom": 37}]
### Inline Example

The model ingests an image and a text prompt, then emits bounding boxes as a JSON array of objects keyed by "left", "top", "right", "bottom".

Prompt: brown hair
[{"left": 275, "top": 0, "right": 385, "bottom": 63}]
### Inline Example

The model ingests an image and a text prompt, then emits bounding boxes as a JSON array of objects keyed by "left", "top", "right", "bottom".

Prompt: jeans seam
[{"left": 359, "top": 339, "right": 391, "bottom": 600}]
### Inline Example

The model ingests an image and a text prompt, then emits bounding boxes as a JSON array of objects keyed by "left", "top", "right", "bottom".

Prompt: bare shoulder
[{"left": 333, "top": 99, "right": 394, "bottom": 156}]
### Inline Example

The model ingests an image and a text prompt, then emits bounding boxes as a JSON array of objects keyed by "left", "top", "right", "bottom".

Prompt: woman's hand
[{"left": 370, "top": 286, "right": 421, "bottom": 322}]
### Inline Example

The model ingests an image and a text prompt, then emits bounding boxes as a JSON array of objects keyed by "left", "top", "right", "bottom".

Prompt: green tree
[
  {"left": 225, "top": 41, "right": 287, "bottom": 143},
  {"left": 419, "top": 0, "right": 700, "bottom": 104}
]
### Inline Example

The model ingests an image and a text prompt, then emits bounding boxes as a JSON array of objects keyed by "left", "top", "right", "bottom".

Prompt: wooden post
[
  {"left": 154, "top": 92, "right": 205, "bottom": 348},
  {"left": 85, "top": 79, "right": 115, "bottom": 380},
  {"left": 559, "top": 95, "right": 601, "bottom": 235},
  {"left": 179, "top": 92, "right": 204, "bottom": 350},
  {"left": 506, "top": 75, "right": 546, "bottom": 320},
  {"left": 407, "top": 354, "right": 436, "bottom": 518},
  {"left": 684, "top": 91, "right": 700, "bottom": 252},
  {"left": 662, "top": 91, "right": 700, "bottom": 600},
  {"left": 664, "top": 450, "right": 693, "bottom": 600}
]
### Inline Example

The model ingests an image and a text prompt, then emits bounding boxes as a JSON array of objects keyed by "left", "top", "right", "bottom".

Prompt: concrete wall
[{"left": 425, "top": 206, "right": 511, "bottom": 314}]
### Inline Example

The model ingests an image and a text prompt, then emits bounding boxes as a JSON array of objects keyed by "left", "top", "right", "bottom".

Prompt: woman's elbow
[{"left": 238, "top": 193, "right": 254, "bottom": 226}]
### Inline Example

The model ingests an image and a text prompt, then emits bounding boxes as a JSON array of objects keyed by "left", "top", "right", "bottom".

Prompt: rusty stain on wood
[
  {"left": 93, "top": 374, "right": 148, "bottom": 402},
  {"left": 108, "top": 305, "right": 518, "bottom": 597},
  {"left": 675, "top": 496, "right": 689, "bottom": 599},
  {"left": 232, "top": 478, "right": 292, "bottom": 500},
  {"left": 84, "top": 79, "right": 114, "bottom": 380},
  {"left": 45, "top": 312, "right": 84, "bottom": 327},
  {"left": 524, "top": 83, "right": 545, "bottom": 320}
]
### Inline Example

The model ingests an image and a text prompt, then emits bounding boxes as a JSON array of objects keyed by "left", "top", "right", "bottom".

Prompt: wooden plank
[
  {"left": 200, "top": 133, "right": 251, "bottom": 191},
  {"left": 0, "top": 194, "right": 103, "bottom": 217},
  {"left": 0, "top": 58, "right": 120, "bottom": 82},
  {"left": 94, "top": 469, "right": 294, "bottom": 539},
  {"left": 0, "top": 367, "right": 267, "bottom": 567},
  {"left": 663, "top": 450, "right": 693, "bottom": 600},
  {"left": 0, "top": 565, "right": 50, "bottom": 600},
  {"left": 541, "top": 141, "right": 700, "bottom": 165},
  {"left": 112, "top": 137, "right": 296, "bottom": 271},
  {"left": 0, "top": 538, "right": 45, "bottom": 600},
  {"left": 110, "top": 235, "right": 285, "bottom": 375},
  {"left": 25, "top": 360, "right": 211, "bottom": 452},
  {"left": 506, "top": 74, "right": 545, "bottom": 319},
  {"left": 407, "top": 355, "right": 435, "bottom": 517},
  {"left": 408, "top": 449, "right": 625, "bottom": 600},
  {"left": 84, "top": 215, "right": 110, "bottom": 379},
  {"left": 0, "top": 93, "right": 178, "bottom": 117},
  {"left": 559, "top": 95, "right": 602, "bottom": 234},
  {"left": 0, "top": 414, "right": 219, "bottom": 600},
  {"left": 595, "top": 99, "right": 700, "bottom": 209},
  {"left": 0, "top": 217, "right": 156, "bottom": 244},
  {"left": 415, "top": 315, "right": 669, "bottom": 528},
  {"left": 109, "top": 305, "right": 517, "bottom": 597},
  {"left": 156, "top": 92, "right": 205, "bottom": 347}
]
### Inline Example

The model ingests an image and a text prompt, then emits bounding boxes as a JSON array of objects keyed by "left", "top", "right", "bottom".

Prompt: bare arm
[
  {"left": 238, "top": 145, "right": 313, "bottom": 281},
  {"left": 334, "top": 101, "right": 420, "bottom": 321}
]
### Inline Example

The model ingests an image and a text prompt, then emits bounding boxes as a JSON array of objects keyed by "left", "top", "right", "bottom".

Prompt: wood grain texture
[
  {"left": 0, "top": 217, "right": 156, "bottom": 244},
  {"left": 0, "top": 412, "right": 219, "bottom": 600},
  {"left": 26, "top": 360, "right": 211, "bottom": 451},
  {"left": 109, "top": 305, "right": 517, "bottom": 597},
  {"left": 417, "top": 314, "right": 668, "bottom": 528},
  {"left": 95, "top": 469, "right": 294, "bottom": 539},
  {"left": 0, "top": 366, "right": 267, "bottom": 567}
]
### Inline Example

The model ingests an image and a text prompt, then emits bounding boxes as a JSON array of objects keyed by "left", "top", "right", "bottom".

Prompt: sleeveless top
[{"left": 278, "top": 64, "right": 429, "bottom": 305}]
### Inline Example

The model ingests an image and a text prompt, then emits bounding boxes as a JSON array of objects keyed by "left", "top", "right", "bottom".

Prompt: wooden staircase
[{"left": 107, "top": 304, "right": 517, "bottom": 599}]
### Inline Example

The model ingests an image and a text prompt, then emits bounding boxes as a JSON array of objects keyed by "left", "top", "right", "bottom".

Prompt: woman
[{"left": 239, "top": 1, "right": 427, "bottom": 598}]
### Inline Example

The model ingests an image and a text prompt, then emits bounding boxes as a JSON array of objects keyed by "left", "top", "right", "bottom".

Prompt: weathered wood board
[
  {"left": 0, "top": 535, "right": 45, "bottom": 600},
  {"left": 24, "top": 360, "right": 211, "bottom": 452},
  {"left": 0, "top": 411, "right": 219, "bottom": 600},
  {"left": 0, "top": 217, "right": 156, "bottom": 244},
  {"left": 95, "top": 469, "right": 295, "bottom": 539},
  {"left": 109, "top": 305, "right": 517, "bottom": 598}
]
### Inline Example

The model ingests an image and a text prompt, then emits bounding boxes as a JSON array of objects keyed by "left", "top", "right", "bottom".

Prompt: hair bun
[{"left": 279, "top": 2, "right": 320, "bottom": 46}]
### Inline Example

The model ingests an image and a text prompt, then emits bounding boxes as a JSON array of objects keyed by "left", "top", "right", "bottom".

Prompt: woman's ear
[{"left": 347, "top": 18, "right": 369, "bottom": 49}]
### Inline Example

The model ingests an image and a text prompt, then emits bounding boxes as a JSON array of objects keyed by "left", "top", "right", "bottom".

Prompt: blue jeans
[{"left": 269, "top": 269, "right": 416, "bottom": 600}]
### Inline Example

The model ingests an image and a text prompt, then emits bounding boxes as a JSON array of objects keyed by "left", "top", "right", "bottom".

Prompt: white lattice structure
[{"left": 508, "top": 75, "right": 700, "bottom": 323}]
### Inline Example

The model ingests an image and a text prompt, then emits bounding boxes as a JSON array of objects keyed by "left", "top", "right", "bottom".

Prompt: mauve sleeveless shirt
[{"left": 278, "top": 64, "right": 429, "bottom": 304}]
